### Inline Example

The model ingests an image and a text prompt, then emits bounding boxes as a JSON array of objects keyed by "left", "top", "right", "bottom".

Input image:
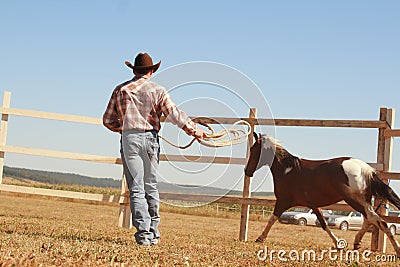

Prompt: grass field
[{"left": 0, "top": 194, "right": 399, "bottom": 266}]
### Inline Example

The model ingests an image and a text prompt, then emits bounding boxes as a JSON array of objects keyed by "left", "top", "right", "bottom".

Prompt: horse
[{"left": 244, "top": 133, "right": 400, "bottom": 256}]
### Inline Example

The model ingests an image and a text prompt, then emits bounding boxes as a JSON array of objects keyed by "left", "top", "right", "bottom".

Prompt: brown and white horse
[{"left": 244, "top": 133, "right": 400, "bottom": 256}]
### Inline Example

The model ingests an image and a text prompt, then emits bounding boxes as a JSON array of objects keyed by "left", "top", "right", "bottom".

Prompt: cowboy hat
[{"left": 125, "top": 52, "right": 161, "bottom": 73}]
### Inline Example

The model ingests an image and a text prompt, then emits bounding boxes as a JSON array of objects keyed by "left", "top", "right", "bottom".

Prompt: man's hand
[{"left": 194, "top": 128, "right": 207, "bottom": 141}]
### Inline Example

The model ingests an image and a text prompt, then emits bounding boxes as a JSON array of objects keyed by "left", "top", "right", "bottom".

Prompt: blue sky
[{"left": 1, "top": 1, "right": 399, "bottom": 193}]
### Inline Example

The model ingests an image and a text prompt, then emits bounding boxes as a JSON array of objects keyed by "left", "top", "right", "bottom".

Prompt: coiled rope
[{"left": 159, "top": 118, "right": 252, "bottom": 149}]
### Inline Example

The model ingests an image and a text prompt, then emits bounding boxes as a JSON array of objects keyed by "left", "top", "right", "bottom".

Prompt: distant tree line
[
  {"left": 3, "top": 166, "right": 121, "bottom": 188},
  {"left": 2, "top": 166, "right": 275, "bottom": 196}
]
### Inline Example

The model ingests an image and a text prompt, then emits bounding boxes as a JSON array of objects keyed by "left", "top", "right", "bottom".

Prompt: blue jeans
[{"left": 121, "top": 130, "right": 160, "bottom": 245}]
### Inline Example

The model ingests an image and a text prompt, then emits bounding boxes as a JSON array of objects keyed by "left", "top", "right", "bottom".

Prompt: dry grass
[{"left": 0, "top": 194, "right": 398, "bottom": 266}]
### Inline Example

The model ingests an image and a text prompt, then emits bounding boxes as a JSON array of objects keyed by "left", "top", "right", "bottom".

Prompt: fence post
[
  {"left": 0, "top": 91, "right": 11, "bottom": 184},
  {"left": 371, "top": 107, "right": 395, "bottom": 252},
  {"left": 239, "top": 107, "right": 257, "bottom": 241},
  {"left": 118, "top": 172, "right": 131, "bottom": 228}
]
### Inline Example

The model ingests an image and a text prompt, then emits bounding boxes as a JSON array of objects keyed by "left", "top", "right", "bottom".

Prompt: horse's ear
[
  {"left": 253, "top": 132, "right": 261, "bottom": 144},
  {"left": 253, "top": 132, "right": 259, "bottom": 141}
]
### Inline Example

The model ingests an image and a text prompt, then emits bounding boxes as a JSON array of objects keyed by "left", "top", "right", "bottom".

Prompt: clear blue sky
[{"left": 1, "top": 1, "right": 399, "bottom": 193}]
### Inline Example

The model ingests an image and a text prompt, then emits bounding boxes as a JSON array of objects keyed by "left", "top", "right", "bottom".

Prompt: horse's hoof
[
  {"left": 353, "top": 243, "right": 361, "bottom": 250},
  {"left": 336, "top": 239, "right": 348, "bottom": 250},
  {"left": 255, "top": 237, "right": 264, "bottom": 243}
]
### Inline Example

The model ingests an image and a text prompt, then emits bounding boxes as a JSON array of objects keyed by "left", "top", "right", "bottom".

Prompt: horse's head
[{"left": 244, "top": 133, "right": 276, "bottom": 177}]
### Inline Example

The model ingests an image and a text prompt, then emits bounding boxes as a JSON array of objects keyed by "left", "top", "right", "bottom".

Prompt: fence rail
[
  {"left": 1, "top": 91, "right": 399, "bottom": 252},
  {"left": 0, "top": 106, "right": 389, "bottom": 129}
]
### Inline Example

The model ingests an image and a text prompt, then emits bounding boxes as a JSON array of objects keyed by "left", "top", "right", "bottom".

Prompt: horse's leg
[
  {"left": 343, "top": 196, "right": 375, "bottom": 250},
  {"left": 255, "top": 201, "right": 290, "bottom": 242},
  {"left": 363, "top": 204, "right": 400, "bottom": 257},
  {"left": 353, "top": 218, "right": 371, "bottom": 250},
  {"left": 255, "top": 214, "right": 279, "bottom": 242},
  {"left": 312, "top": 208, "right": 346, "bottom": 249},
  {"left": 344, "top": 196, "right": 400, "bottom": 255}
]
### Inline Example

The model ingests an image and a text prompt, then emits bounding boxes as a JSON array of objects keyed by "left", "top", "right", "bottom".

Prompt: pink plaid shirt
[{"left": 103, "top": 75, "right": 198, "bottom": 135}]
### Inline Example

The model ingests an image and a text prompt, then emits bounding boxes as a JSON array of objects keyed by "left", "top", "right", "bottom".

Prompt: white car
[
  {"left": 322, "top": 211, "right": 363, "bottom": 231},
  {"left": 279, "top": 208, "right": 332, "bottom": 226},
  {"left": 318, "top": 210, "right": 400, "bottom": 234}
]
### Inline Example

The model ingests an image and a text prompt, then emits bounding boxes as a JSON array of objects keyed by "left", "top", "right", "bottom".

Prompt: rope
[{"left": 159, "top": 118, "right": 252, "bottom": 149}]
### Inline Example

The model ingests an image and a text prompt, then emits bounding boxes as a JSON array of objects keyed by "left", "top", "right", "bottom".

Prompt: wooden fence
[{"left": 1, "top": 90, "right": 400, "bottom": 253}]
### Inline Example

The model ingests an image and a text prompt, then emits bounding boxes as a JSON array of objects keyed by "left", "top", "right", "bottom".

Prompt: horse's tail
[{"left": 370, "top": 172, "right": 400, "bottom": 210}]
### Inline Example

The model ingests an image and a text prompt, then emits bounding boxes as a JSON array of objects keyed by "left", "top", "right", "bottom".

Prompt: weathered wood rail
[{"left": 0, "top": 91, "right": 399, "bottom": 252}]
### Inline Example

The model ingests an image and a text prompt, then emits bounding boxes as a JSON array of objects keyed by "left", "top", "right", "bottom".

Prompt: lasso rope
[{"left": 159, "top": 118, "right": 252, "bottom": 149}]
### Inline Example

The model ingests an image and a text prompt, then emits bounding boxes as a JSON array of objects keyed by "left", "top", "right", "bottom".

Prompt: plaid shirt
[{"left": 103, "top": 75, "right": 197, "bottom": 135}]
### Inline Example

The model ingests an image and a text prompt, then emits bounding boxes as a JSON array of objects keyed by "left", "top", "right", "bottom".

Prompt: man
[{"left": 103, "top": 52, "right": 206, "bottom": 246}]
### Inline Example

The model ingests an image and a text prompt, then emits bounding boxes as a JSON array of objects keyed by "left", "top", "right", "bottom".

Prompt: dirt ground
[{"left": 0, "top": 194, "right": 398, "bottom": 266}]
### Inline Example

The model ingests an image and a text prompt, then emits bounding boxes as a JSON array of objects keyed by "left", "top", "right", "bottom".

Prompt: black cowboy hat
[{"left": 125, "top": 52, "right": 161, "bottom": 73}]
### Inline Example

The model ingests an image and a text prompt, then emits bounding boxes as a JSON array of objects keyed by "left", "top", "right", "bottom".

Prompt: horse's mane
[{"left": 267, "top": 136, "right": 301, "bottom": 171}]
